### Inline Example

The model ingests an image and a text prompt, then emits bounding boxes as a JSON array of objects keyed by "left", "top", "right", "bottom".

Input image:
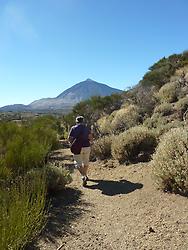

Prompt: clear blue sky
[{"left": 0, "top": 0, "right": 188, "bottom": 107}]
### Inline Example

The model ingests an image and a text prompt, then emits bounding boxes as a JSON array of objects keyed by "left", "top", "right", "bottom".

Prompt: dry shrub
[
  {"left": 45, "top": 164, "right": 72, "bottom": 192},
  {"left": 97, "top": 115, "right": 112, "bottom": 135},
  {"left": 156, "top": 81, "right": 180, "bottom": 103},
  {"left": 91, "top": 135, "right": 114, "bottom": 160},
  {"left": 111, "top": 105, "right": 141, "bottom": 134},
  {"left": 153, "top": 103, "right": 173, "bottom": 116},
  {"left": 153, "top": 120, "right": 184, "bottom": 137},
  {"left": 152, "top": 128, "right": 188, "bottom": 195},
  {"left": 143, "top": 113, "right": 169, "bottom": 129},
  {"left": 174, "top": 96, "right": 188, "bottom": 114},
  {"left": 111, "top": 126, "right": 157, "bottom": 164}
]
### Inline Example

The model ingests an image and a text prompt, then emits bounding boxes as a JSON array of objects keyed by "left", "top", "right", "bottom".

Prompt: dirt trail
[{"left": 35, "top": 148, "right": 188, "bottom": 250}]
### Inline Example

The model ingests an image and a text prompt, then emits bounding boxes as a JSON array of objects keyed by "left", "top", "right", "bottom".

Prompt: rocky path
[{"left": 35, "top": 148, "right": 188, "bottom": 250}]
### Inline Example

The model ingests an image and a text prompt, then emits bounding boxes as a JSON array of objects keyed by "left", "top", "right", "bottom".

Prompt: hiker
[{"left": 68, "top": 116, "right": 93, "bottom": 187}]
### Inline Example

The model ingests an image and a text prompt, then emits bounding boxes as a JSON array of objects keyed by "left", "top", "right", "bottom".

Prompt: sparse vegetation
[{"left": 1, "top": 50, "right": 188, "bottom": 249}]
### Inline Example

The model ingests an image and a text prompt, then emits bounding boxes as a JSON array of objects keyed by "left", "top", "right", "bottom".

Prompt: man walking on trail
[{"left": 68, "top": 116, "right": 92, "bottom": 187}]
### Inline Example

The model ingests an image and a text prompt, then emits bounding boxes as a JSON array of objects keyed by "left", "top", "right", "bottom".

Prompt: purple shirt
[{"left": 69, "top": 123, "right": 90, "bottom": 147}]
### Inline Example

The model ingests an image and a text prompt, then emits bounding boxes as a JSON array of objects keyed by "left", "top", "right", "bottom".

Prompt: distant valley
[{"left": 0, "top": 79, "right": 122, "bottom": 113}]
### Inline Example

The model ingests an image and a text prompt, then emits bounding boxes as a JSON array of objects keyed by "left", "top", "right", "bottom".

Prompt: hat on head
[{"left": 76, "top": 116, "right": 84, "bottom": 123}]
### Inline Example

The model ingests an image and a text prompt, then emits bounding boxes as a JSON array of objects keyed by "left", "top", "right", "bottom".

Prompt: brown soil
[{"left": 33, "top": 148, "right": 188, "bottom": 250}]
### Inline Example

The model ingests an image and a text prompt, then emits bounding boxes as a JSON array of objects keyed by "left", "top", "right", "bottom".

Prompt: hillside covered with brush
[{"left": 64, "top": 50, "right": 188, "bottom": 195}]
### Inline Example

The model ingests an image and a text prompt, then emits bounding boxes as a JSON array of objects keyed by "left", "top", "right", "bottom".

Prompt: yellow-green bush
[
  {"left": 110, "top": 105, "right": 141, "bottom": 134},
  {"left": 152, "top": 128, "right": 188, "bottom": 194},
  {"left": 155, "top": 81, "right": 180, "bottom": 103},
  {"left": 111, "top": 126, "right": 157, "bottom": 164},
  {"left": 91, "top": 135, "right": 114, "bottom": 160},
  {"left": 0, "top": 174, "right": 47, "bottom": 250}
]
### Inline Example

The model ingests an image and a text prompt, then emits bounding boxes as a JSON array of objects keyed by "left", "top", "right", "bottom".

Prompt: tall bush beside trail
[
  {"left": 0, "top": 173, "right": 47, "bottom": 250},
  {"left": 111, "top": 105, "right": 141, "bottom": 134},
  {"left": 4, "top": 134, "right": 49, "bottom": 174},
  {"left": 0, "top": 122, "right": 20, "bottom": 156},
  {"left": 0, "top": 159, "right": 12, "bottom": 181},
  {"left": 91, "top": 135, "right": 114, "bottom": 160},
  {"left": 152, "top": 128, "right": 188, "bottom": 195},
  {"left": 0, "top": 120, "right": 59, "bottom": 175},
  {"left": 111, "top": 126, "right": 157, "bottom": 164},
  {"left": 31, "top": 125, "right": 58, "bottom": 151},
  {"left": 30, "top": 115, "right": 61, "bottom": 133}
]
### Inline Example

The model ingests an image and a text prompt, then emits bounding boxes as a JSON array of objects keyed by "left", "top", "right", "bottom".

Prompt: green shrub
[
  {"left": 0, "top": 120, "right": 59, "bottom": 175},
  {"left": 111, "top": 126, "right": 157, "bottom": 164},
  {"left": 141, "top": 64, "right": 175, "bottom": 88},
  {"left": 111, "top": 105, "right": 141, "bottom": 134},
  {"left": 0, "top": 159, "right": 12, "bottom": 181},
  {"left": 4, "top": 134, "right": 49, "bottom": 174},
  {"left": 153, "top": 103, "right": 173, "bottom": 116},
  {"left": 0, "top": 122, "right": 20, "bottom": 156},
  {"left": 152, "top": 128, "right": 188, "bottom": 194},
  {"left": 155, "top": 81, "right": 180, "bottom": 103},
  {"left": 91, "top": 135, "right": 114, "bottom": 160},
  {"left": 0, "top": 174, "right": 47, "bottom": 250},
  {"left": 31, "top": 125, "right": 58, "bottom": 151},
  {"left": 45, "top": 164, "right": 72, "bottom": 192}
]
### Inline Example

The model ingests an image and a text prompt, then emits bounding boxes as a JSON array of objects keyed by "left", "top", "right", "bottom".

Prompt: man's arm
[
  {"left": 88, "top": 131, "right": 93, "bottom": 144},
  {"left": 68, "top": 128, "right": 74, "bottom": 144}
]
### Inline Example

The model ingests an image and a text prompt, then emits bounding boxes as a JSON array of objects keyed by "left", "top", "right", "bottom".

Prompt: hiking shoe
[
  {"left": 85, "top": 176, "right": 89, "bottom": 181},
  {"left": 82, "top": 176, "right": 88, "bottom": 187}
]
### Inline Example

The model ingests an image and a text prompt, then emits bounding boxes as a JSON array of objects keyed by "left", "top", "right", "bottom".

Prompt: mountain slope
[
  {"left": 57, "top": 78, "right": 122, "bottom": 101},
  {"left": 0, "top": 79, "right": 122, "bottom": 112},
  {"left": 29, "top": 79, "right": 122, "bottom": 110}
]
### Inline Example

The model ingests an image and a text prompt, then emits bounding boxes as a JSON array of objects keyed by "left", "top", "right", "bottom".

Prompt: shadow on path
[
  {"left": 27, "top": 187, "right": 91, "bottom": 249},
  {"left": 86, "top": 179, "right": 143, "bottom": 196}
]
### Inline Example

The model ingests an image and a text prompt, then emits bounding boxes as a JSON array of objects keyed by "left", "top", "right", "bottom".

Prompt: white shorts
[{"left": 73, "top": 147, "right": 91, "bottom": 168}]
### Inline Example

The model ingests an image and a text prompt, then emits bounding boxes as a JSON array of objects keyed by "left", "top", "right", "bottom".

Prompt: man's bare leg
[{"left": 83, "top": 165, "right": 89, "bottom": 178}]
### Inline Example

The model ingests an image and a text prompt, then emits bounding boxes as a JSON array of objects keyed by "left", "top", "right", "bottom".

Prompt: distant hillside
[
  {"left": 0, "top": 79, "right": 122, "bottom": 112},
  {"left": 0, "top": 104, "right": 29, "bottom": 112}
]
